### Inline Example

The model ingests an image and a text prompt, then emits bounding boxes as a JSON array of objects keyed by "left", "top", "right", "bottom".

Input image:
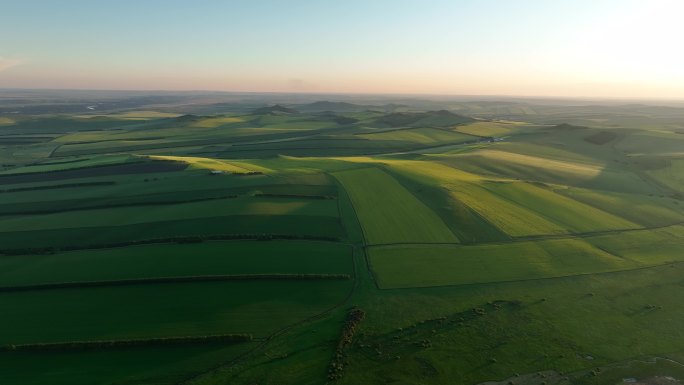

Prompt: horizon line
[{"left": 2, "top": 86, "right": 684, "bottom": 104}]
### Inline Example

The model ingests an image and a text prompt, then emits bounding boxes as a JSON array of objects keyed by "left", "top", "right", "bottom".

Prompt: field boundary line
[
  {"left": 0, "top": 274, "right": 352, "bottom": 294},
  {"left": 375, "top": 261, "right": 684, "bottom": 291},
  {"left": 364, "top": 221, "right": 684, "bottom": 249}
]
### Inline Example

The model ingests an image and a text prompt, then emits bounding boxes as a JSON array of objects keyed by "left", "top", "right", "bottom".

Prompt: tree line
[
  {"left": 328, "top": 307, "right": 366, "bottom": 381},
  {"left": 1, "top": 334, "right": 253, "bottom": 352},
  {"left": 0, "top": 274, "right": 351, "bottom": 293}
]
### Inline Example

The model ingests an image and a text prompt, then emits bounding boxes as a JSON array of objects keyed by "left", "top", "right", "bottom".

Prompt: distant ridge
[
  {"left": 297, "top": 101, "right": 362, "bottom": 113},
  {"left": 251, "top": 104, "right": 299, "bottom": 115},
  {"left": 371, "top": 110, "right": 474, "bottom": 128},
  {"left": 296, "top": 101, "right": 407, "bottom": 113},
  {"left": 548, "top": 123, "right": 589, "bottom": 130}
]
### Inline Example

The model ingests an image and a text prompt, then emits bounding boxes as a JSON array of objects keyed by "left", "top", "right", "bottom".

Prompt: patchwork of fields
[{"left": 1, "top": 100, "right": 684, "bottom": 385}]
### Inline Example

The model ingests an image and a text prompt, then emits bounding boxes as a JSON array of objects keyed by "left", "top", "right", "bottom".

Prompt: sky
[{"left": 0, "top": 0, "right": 683, "bottom": 99}]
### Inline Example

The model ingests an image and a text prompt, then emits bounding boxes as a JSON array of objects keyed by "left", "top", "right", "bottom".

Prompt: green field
[
  {"left": 0, "top": 240, "right": 352, "bottom": 286},
  {"left": 481, "top": 181, "right": 638, "bottom": 232},
  {"left": 0, "top": 280, "right": 352, "bottom": 344},
  {"left": 2, "top": 94, "right": 684, "bottom": 385},
  {"left": 357, "top": 127, "right": 477, "bottom": 144},
  {"left": 368, "top": 238, "right": 635, "bottom": 289},
  {"left": 333, "top": 167, "right": 459, "bottom": 244}
]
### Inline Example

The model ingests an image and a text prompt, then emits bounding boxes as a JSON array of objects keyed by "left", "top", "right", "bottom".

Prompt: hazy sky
[{"left": 1, "top": 0, "right": 682, "bottom": 98}]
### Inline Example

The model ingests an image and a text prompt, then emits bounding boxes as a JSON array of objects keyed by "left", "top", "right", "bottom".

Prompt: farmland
[{"left": 1, "top": 92, "right": 684, "bottom": 385}]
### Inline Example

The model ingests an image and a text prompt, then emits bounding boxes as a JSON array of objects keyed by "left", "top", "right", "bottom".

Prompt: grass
[
  {"left": 0, "top": 344, "right": 254, "bottom": 385},
  {"left": 587, "top": 225, "right": 684, "bottom": 265},
  {"left": 447, "top": 182, "right": 568, "bottom": 236},
  {"left": 647, "top": 158, "right": 684, "bottom": 191},
  {"left": 453, "top": 121, "right": 524, "bottom": 137},
  {"left": 0, "top": 280, "right": 352, "bottom": 345},
  {"left": 559, "top": 187, "right": 684, "bottom": 227},
  {"left": 368, "top": 238, "right": 633, "bottom": 289},
  {"left": 336, "top": 262, "right": 684, "bottom": 385},
  {"left": 4, "top": 105, "right": 684, "bottom": 385},
  {"left": 357, "top": 127, "right": 476, "bottom": 144},
  {"left": 189, "top": 116, "right": 245, "bottom": 128},
  {"left": 481, "top": 181, "right": 638, "bottom": 233},
  {"left": 385, "top": 169, "right": 509, "bottom": 243},
  {"left": 0, "top": 195, "right": 339, "bottom": 232},
  {"left": 146, "top": 155, "right": 268, "bottom": 173},
  {"left": 333, "top": 167, "right": 458, "bottom": 244},
  {"left": 0, "top": 240, "right": 352, "bottom": 286},
  {"left": 0, "top": 215, "right": 345, "bottom": 250},
  {"left": 443, "top": 145, "right": 659, "bottom": 195},
  {"left": 0, "top": 155, "right": 135, "bottom": 175},
  {"left": 76, "top": 111, "right": 181, "bottom": 120}
]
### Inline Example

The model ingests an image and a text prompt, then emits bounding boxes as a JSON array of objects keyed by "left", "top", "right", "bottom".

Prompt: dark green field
[{"left": 1, "top": 92, "right": 683, "bottom": 385}]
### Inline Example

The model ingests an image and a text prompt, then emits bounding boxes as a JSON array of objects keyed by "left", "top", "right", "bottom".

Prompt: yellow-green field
[
  {"left": 481, "top": 181, "right": 638, "bottom": 233},
  {"left": 357, "top": 127, "right": 475, "bottom": 144},
  {"left": 189, "top": 116, "right": 245, "bottom": 128},
  {"left": 453, "top": 121, "right": 524, "bottom": 137},
  {"left": 147, "top": 155, "right": 269, "bottom": 173}
]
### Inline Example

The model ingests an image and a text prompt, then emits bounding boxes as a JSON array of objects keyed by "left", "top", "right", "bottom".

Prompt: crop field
[
  {"left": 333, "top": 167, "right": 459, "bottom": 244},
  {"left": 0, "top": 279, "right": 352, "bottom": 344},
  {"left": 448, "top": 182, "right": 569, "bottom": 236},
  {"left": 559, "top": 187, "right": 684, "bottom": 226},
  {"left": 368, "top": 238, "right": 633, "bottom": 289},
  {"left": 0, "top": 195, "right": 339, "bottom": 232},
  {"left": 480, "top": 181, "right": 638, "bottom": 232},
  {"left": 0, "top": 241, "right": 353, "bottom": 286},
  {"left": 1, "top": 96, "right": 684, "bottom": 385}
]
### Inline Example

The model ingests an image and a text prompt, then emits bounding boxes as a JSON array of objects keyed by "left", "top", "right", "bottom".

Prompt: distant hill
[
  {"left": 315, "top": 111, "right": 359, "bottom": 125},
  {"left": 298, "top": 101, "right": 361, "bottom": 113},
  {"left": 296, "top": 101, "right": 407, "bottom": 113},
  {"left": 251, "top": 105, "right": 299, "bottom": 115},
  {"left": 370, "top": 110, "right": 474, "bottom": 128}
]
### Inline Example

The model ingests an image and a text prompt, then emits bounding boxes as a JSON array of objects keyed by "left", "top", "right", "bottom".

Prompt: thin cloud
[{"left": 0, "top": 56, "right": 24, "bottom": 72}]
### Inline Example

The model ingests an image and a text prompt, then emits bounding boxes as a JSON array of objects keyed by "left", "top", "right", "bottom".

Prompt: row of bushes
[
  {"left": 253, "top": 193, "right": 335, "bottom": 200},
  {"left": 233, "top": 171, "right": 263, "bottom": 176},
  {"left": 0, "top": 274, "right": 351, "bottom": 293},
  {"left": 0, "top": 233, "right": 341, "bottom": 256},
  {"left": 0, "top": 181, "right": 115, "bottom": 193},
  {"left": 0, "top": 334, "right": 253, "bottom": 352},
  {"left": 328, "top": 307, "right": 366, "bottom": 381}
]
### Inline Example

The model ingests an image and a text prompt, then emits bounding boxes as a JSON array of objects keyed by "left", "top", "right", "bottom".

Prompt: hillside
[{"left": 370, "top": 109, "right": 475, "bottom": 128}]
